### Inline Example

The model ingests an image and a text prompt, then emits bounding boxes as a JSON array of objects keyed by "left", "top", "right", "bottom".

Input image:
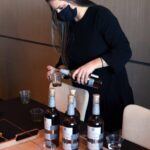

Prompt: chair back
[
  {"left": 49, "top": 82, "right": 89, "bottom": 121},
  {"left": 122, "top": 104, "right": 150, "bottom": 149}
]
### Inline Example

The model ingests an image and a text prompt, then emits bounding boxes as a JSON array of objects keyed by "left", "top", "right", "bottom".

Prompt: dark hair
[
  {"left": 46, "top": 0, "right": 94, "bottom": 6},
  {"left": 46, "top": 0, "right": 95, "bottom": 66},
  {"left": 67, "top": 0, "right": 95, "bottom": 6}
]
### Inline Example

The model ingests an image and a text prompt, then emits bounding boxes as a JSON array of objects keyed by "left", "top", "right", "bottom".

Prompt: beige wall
[
  {"left": 0, "top": 0, "right": 60, "bottom": 104},
  {"left": 0, "top": 37, "right": 59, "bottom": 104},
  {"left": 0, "top": 0, "right": 51, "bottom": 43},
  {"left": 0, "top": 0, "right": 150, "bottom": 107}
]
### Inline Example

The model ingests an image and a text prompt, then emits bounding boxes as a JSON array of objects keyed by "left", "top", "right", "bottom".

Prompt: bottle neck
[
  {"left": 73, "top": 97, "right": 76, "bottom": 108},
  {"left": 67, "top": 103, "right": 75, "bottom": 116},
  {"left": 48, "top": 96, "right": 55, "bottom": 108},
  {"left": 92, "top": 103, "right": 100, "bottom": 115},
  {"left": 60, "top": 69, "right": 71, "bottom": 76}
]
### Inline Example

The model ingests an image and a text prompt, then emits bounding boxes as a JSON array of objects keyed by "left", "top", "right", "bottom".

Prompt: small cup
[
  {"left": 106, "top": 133, "right": 123, "bottom": 150},
  {"left": 51, "top": 71, "right": 62, "bottom": 87},
  {"left": 30, "top": 108, "right": 44, "bottom": 122},
  {"left": 19, "top": 90, "right": 30, "bottom": 104}
]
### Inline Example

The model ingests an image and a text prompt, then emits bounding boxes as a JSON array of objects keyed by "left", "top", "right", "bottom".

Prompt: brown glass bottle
[
  {"left": 87, "top": 94, "right": 104, "bottom": 150},
  {"left": 44, "top": 88, "right": 60, "bottom": 148},
  {"left": 62, "top": 95, "right": 79, "bottom": 150}
]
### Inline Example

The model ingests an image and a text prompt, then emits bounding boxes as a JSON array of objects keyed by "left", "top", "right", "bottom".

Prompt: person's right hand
[{"left": 47, "top": 65, "right": 56, "bottom": 80}]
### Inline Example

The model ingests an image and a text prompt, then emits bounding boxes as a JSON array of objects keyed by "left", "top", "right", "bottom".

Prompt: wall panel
[
  {"left": 127, "top": 63, "right": 150, "bottom": 108},
  {"left": 0, "top": 0, "right": 52, "bottom": 43},
  {"left": 0, "top": 37, "right": 59, "bottom": 104}
]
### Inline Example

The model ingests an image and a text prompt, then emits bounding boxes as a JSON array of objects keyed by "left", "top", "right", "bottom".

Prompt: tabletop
[
  {"left": 0, "top": 99, "right": 148, "bottom": 150},
  {"left": 0, "top": 129, "right": 107, "bottom": 150}
]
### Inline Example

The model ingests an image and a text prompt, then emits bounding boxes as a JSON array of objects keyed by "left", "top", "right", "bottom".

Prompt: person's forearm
[{"left": 92, "top": 58, "right": 109, "bottom": 69}]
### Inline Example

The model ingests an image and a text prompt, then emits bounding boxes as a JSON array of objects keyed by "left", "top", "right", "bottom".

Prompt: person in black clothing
[{"left": 46, "top": 0, "right": 134, "bottom": 132}]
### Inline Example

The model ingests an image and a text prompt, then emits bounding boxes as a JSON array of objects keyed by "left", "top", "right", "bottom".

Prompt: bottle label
[
  {"left": 87, "top": 78, "right": 94, "bottom": 87},
  {"left": 44, "top": 118, "right": 52, "bottom": 131},
  {"left": 44, "top": 118, "right": 59, "bottom": 130},
  {"left": 87, "top": 126, "right": 103, "bottom": 150},
  {"left": 44, "top": 118, "right": 59, "bottom": 140},
  {"left": 62, "top": 127, "right": 79, "bottom": 150},
  {"left": 90, "top": 74, "right": 99, "bottom": 78},
  {"left": 45, "top": 132, "right": 58, "bottom": 140}
]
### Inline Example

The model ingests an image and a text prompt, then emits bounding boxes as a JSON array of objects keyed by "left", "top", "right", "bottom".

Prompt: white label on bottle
[
  {"left": 44, "top": 118, "right": 52, "bottom": 131},
  {"left": 62, "top": 127, "right": 79, "bottom": 150},
  {"left": 45, "top": 132, "right": 58, "bottom": 140},
  {"left": 87, "top": 126, "right": 103, "bottom": 150},
  {"left": 63, "top": 127, "right": 72, "bottom": 140}
]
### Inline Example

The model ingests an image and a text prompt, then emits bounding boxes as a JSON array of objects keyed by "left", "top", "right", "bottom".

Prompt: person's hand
[
  {"left": 47, "top": 65, "right": 56, "bottom": 80},
  {"left": 72, "top": 58, "right": 102, "bottom": 85}
]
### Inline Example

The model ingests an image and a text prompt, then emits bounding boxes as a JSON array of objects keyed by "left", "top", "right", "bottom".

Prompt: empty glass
[
  {"left": 19, "top": 90, "right": 30, "bottom": 104},
  {"left": 51, "top": 71, "right": 62, "bottom": 87},
  {"left": 30, "top": 108, "right": 44, "bottom": 122},
  {"left": 106, "top": 133, "right": 123, "bottom": 150}
]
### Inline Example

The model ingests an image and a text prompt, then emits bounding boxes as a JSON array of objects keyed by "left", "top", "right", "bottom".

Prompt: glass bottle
[
  {"left": 62, "top": 95, "right": 79, "bottom": 150},
  {"left": 87, "top": 94, "right": 104, "bottom": 150},
  {"left": 44, "top": 88, "right": 60, "bottom": 148}
]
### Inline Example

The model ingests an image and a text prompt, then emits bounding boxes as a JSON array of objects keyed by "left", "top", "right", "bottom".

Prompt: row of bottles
[{"left": 44, "top": 88, "right": 104, "bottom": 150}]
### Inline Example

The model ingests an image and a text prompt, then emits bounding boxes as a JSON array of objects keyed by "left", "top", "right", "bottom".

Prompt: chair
[
  {"left": 49, "top": 82, "right": 89, "bottom": 121},
  {"left": 122, "top": 104, "right": 150, "bottom": 149}
]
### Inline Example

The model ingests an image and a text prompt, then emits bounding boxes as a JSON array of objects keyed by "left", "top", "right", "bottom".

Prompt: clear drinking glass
[
  {"left": 51, "top": 71, "right": 62, "bottom": 87},
  {"left": 19, "top": 90, "right": 30, "bottom": 104},
  {"left": 106, "top": 133, "right": 123, "bottom": 150}
]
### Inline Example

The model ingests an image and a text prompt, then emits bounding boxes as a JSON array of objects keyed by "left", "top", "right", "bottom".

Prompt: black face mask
[{"left": 57, "top": 5, "right": 77, "bottom": 22}]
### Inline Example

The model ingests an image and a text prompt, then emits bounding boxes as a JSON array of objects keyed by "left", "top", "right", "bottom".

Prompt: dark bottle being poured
[
  {"left": 44, "top": 88, "right": 60, "bottom": 148},
  {"left": 87, "top": 94, "right": 104, "bottom": 150},
  {"left": 60, "top": 69, "right": 102, "bottom": 89}
]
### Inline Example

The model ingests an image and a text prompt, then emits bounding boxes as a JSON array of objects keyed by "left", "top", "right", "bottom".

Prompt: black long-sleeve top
[{"left": 56, "top": 5, "right": 134, "bottom": 131}]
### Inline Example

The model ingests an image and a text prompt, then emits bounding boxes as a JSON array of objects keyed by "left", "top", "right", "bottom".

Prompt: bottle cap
[
  {"left": 70, "top": 89, "right": 76, "bottom": 96},
  {"left": 93, "top": 94, "right": 100, "bottom": 103},
  {"left": 50, "top": 88, "right": 55, "bottom": 96}
]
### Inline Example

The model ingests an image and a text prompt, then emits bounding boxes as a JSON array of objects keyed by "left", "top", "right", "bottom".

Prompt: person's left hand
[{"left": 72, "top": 58, "right": 102, "bottom": 85}]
